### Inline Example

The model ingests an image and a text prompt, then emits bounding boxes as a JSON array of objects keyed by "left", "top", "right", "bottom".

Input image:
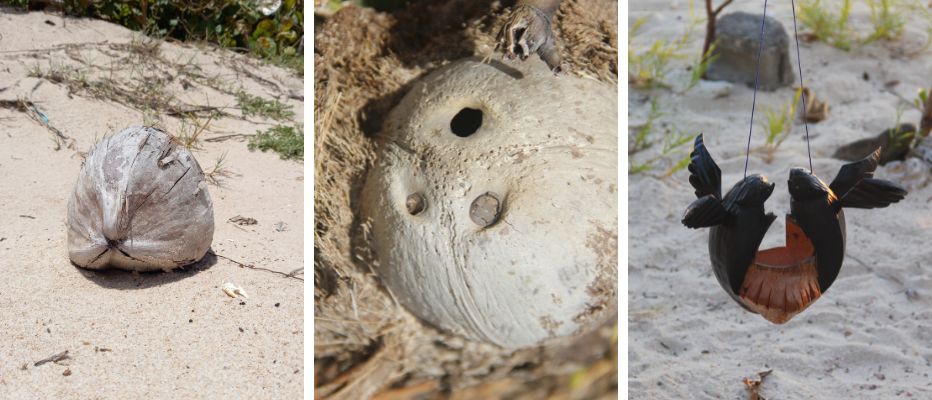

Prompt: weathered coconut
[
  {"left": 67, "top": 125, "right": 214, "bottom": 272},
  {"left": 361, "top": 59, "right": 618, "bottom": 349}
]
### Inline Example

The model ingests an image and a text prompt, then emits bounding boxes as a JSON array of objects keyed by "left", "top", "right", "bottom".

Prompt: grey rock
[{"left": 705, "top": 12, "right": 794, "bottom": 91}]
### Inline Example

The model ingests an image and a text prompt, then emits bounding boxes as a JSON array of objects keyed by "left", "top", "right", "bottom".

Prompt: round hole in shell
[{"left": 450, "top": 107, "right": 483, "bottom": 137}]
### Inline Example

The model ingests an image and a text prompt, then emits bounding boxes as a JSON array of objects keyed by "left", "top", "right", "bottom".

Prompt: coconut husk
[{"left": 314, "top": 0, "right": 618, "bottom": 397}]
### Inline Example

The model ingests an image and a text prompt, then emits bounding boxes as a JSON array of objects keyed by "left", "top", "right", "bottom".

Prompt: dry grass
[
  {"left": 203, "top": 152, "right": 235, "bottom": 186},
  {"left": 16, "top": 30, "right": 302, "bottom": 161}
]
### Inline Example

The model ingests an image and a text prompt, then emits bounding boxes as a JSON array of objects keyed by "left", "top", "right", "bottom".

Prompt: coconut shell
[
  {"left": 361, "top": 59, "right": 618, "bottom": 349},
  {"left": 67, "top": 126, "right": 214, "bottom": 272}
]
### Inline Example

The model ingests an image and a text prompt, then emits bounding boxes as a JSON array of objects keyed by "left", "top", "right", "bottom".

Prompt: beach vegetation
[
  {"left": 759, "top": 87, "right": 803, "bottom": 163},
  {"left": 629, "top": 99, "right": 692, "bottom": 175},
  {"left": 249, "top": 124, "right": 303, "bottom": 160},
  {"left": 630, "top": 98, "right": 663, "bottom": 155},
  {"left": 628, "top": 17, "right": 690, "bottom": 89},
  {"left": 864, "top": 0, "right": 906, "bottom": 43},
  {"left": 886, "top": 105, "right": 915, "bottom": 151},
  {"left": 797, "top": 0, "right": 854, "bottom": 50},
  {"left": 236, "top": 91, "right": 295, "bottom": 121},
  {"left": 1, "top": 0, "right": 303, "bottom": 75},
  {"left": 684, "top": 43, "right": 717, "bottom": 93}
]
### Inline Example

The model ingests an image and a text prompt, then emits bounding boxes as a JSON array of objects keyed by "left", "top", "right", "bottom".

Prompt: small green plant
[
  {"left": 249, "top": 124, "right": 303, "bottom": 160},
  {"left": 628, "top": 99, "right": 692, "bottom": 175},
  {"left": 907, "top": 1, "right": 932, "bottom": 54},
  {"left": 760, "top": 88, "right": 803, "bottom": 163},
  {"left": 236, "top": 91, "right": 294, "bottom": 121},
  {"left": 864, "top": 0, "right": 906, "bottom": 44},
  {"left": 630, "top": 128, "right": 693, "bottom": 175},
  {"left": 684, "top": 43, "right": 717, "bottom": 93},
  {"left": 914, "top": 87, "right": 929, "bottom": 111},
  {"left": 203, "top": 152, "right": 234, "bottom": 186},
  {"left": 887, "top": 105, "right": 916, "bottom": 150},
  {"left": 630, "top": 98, "right": 663, "bottom": 155},
  {"left": 664, "top": 150, "right": 693, "bottom": 178},
  {"left": 628, "top": 17, "right": 690, "bottom": 89},
  {"left": 797, "top": 0, "right": 854, "bottom": 50},
  {"left": 916, "top": 87, "right": 931, "bottom": 139}
]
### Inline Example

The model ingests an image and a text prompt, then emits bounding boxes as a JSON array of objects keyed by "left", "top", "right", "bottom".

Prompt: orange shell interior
[{"left": 738, "top": 216, "right": 822, "bottom": 324}]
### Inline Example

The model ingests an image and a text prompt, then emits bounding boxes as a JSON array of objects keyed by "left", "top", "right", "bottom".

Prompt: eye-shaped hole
[{"left": 450, "top": 107, "right": 483, "bottom": 137}]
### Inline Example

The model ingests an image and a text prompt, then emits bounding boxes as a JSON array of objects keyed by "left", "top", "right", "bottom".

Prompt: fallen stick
[
  {"left": 209, "top": 250, "right": 304, "bottom": 281},
  {"left": 34, "top": 350, "right": 69, "bottom": 367}
]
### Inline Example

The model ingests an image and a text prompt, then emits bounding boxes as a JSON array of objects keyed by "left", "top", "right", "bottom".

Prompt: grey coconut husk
[
  {"left": 314, "top": 1, "right": 618, "bottom": 398},
  {"left": 67, "top": 125, "right": 214, "bottom": 272}
]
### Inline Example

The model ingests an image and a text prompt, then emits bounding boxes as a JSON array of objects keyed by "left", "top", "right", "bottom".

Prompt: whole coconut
[
  {"left": 67, "top": 126, "right": 214, "bottom": 272},
  {"left": 361, "top": 59, "right": 618, "bottom": 349}
]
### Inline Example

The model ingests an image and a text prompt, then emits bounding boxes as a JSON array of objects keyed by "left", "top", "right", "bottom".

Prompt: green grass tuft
[
  {"left": 249, "top": 124, "right": 303, "bottom": 160},
  {"left": 628, "top": 17, "right": 690, "bottom": 89},
  {"left": 797, "top": 0, "right": 854, "bottom": 50},
  {"left": 236, "top": 91, "right": 295, "bottom": 121},
  {"left": 864, "top": 0, "right": 906, "bottom": 44},
  {"left": 684, "top": 43, "right": 717, "bottom": 93},
  {"left": 760, "top": 88, "right": 803, "bottom": 163},
  {"left": 628, "top": 98, "right": 693, "bottom": 176}
]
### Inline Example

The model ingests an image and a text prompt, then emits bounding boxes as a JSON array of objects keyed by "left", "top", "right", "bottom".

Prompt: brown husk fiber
[{"left": 314, "top": 1, "right": 618, "bottom": 397}]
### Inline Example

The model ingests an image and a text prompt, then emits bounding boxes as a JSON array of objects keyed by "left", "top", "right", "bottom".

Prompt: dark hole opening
[{"left": 450, "top": 107, "right": 483, "bottom": 137}]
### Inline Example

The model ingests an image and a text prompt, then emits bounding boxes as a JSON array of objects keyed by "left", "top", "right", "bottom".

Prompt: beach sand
[
  {"left": 629, "top": 1, "right": 932, "bottom": 398},
  {"left": 0, "top": 10, "right": 303, "bottom": 398}
]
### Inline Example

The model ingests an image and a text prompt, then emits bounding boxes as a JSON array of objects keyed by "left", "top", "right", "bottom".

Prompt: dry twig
[
  {"left": 34, "top": 350, "right": 70, "bottom": 367},
  {"left": 209, "top": 250, "right": 303, "bottom": 281},
  {"left": 703, "top": 0, "right": 735, "bottom": 62}
]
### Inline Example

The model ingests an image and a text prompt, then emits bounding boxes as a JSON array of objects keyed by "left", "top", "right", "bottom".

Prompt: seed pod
[
  {"left": 67, "top": 126, "right": 214, "bottom": 272},
  {"left": 469, "top": 192, "right": 501, "bottom": 227},
  {"left": 361, "top": 59, "right": 618, "bottom": 348},
  {"left": 406, "top": 192, "right": 427, "bottom": 215}
]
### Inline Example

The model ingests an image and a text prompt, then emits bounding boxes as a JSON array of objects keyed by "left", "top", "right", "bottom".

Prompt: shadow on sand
[{"left": 74, "top": 250, "right": 217, "bottom": 290}]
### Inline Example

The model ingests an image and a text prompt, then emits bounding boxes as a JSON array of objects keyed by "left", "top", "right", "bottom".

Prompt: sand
[
  {"left": 628, "top": 1, "right": 932, "bottom": 398},
  {"left": 0, "top": 10, "right": 303, "bottom": 398}
]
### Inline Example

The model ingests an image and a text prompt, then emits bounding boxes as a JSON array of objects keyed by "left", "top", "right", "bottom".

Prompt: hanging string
[
  {"left": 744, "top": 0, "right": 769, "bottom": 179},
  {"left": 790, "top": 0, "right": 814, "bottom": 173}
]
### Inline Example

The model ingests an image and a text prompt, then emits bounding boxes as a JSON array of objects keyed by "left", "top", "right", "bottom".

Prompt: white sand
[
  {"left": 0, "top": 11, "right": 303, "bottom": 398},
  {"left": 628, "top": 1, "right": 932, "bottom": 398}
]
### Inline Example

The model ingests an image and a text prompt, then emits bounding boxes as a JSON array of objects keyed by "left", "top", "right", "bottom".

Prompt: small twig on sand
[
  {"left": 702, "top": 0, "right": 735, "bottom": 64},
  {"left": 208, "top": 250, "right": 303, "bottom": 281},
  {"left": 0, "top": 41, "right": 112, "bottom": 55},
  {"left": 205, "top": 133, "right": 254, "bottom": 143},
  {"left": 166, "top": 105, "right": 226, "bottom": 118},
  {"left": 34, "top": 350, "right": 70, "bottom": 367},
  {"left": 1, "top": 99, "right": 75, "bottom": 149}
]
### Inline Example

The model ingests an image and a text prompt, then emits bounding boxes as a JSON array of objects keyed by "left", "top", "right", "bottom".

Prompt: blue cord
[
  {"left": 744, "top": 0, "right": 769, "bottom": 179},
  {"left": 790, "top": 0, "right": 814, "bottom": 173}
]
